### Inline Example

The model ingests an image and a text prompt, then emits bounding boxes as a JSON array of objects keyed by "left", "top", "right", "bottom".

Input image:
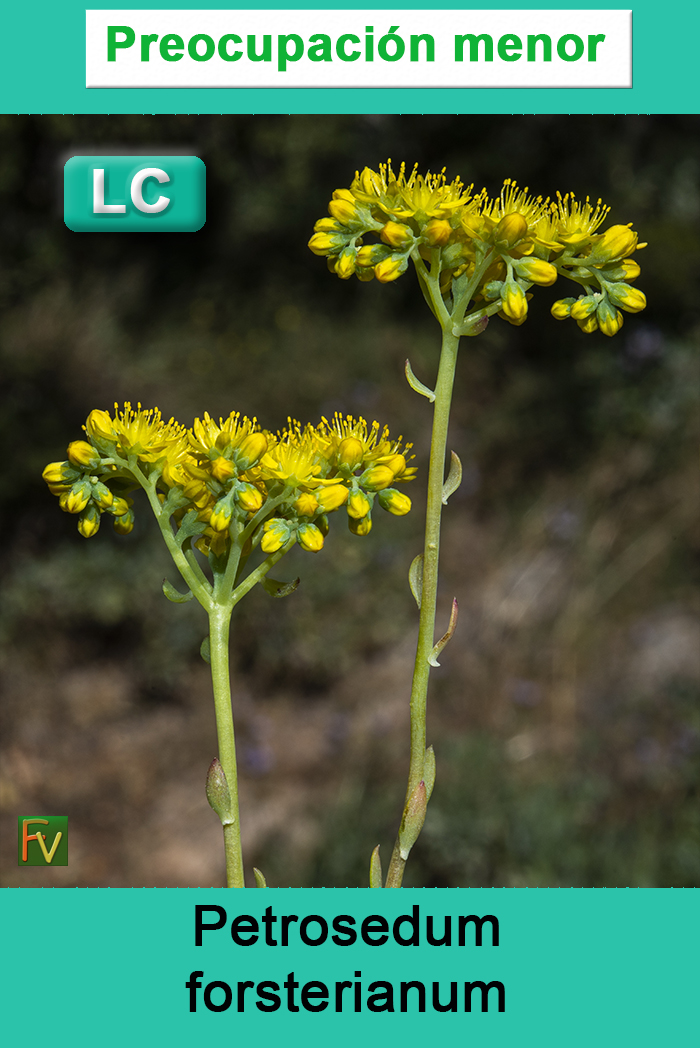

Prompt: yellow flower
[
  {"left": 462, "top": 180, "right": 548, "bottom": 244},
  {"left": 259, "top": 421, "right": 330, "bottom": 489},
  {"left": 536, "top": 192, "right": 610, "bottom": 251},
  {"left": 84, "top": 403, "right": 185, "bottom": 463},
  {"left": 351, "top": 160, "right": 471, "bottom": 222}
]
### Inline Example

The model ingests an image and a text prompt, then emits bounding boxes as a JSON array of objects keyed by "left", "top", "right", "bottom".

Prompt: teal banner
[
  {"left": 0, "top": 0, "right": 697, "bottom": 113},
  {"left": 2, "top": 889, "right": 697, "bottom": 1045}
]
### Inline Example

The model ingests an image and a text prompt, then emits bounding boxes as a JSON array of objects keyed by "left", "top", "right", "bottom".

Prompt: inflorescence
[
  {"left": 309, "top": 160, "right": 647, "bottom": 336},
  {"left": 43, "top": 404, "right": 415, "bottom": 551}
]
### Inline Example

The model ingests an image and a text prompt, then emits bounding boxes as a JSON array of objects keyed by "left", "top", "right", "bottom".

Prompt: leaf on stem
[
  {"left": 162, "top": 578, "right": 194, "bottom": 603},
  {"left": 369, "top": 845, "right": 383, "bottom": 888},
  {"left": 405, "top": 359, "right": 435, "bottom": 402},
  {"left": 399, "top": 781, "right": 427, "bottom": 861},
  {"left": 261, "top": 576, "right": 300, "bottom": 599},
  {"left": 428, "top": 598, "right": 459, "bottom": 667},
  {"left": 409, "top": 553, "right": 424, "bottom": 609},
  {"left": 441, "top": 451, "right": 463, "bottom": 505},
  {"left": 423, "top": 745, "right": 436, "bottom": 802},
  {"left": 206, "top": 757, "right": 233, "bottom": 823},
  {"left": 253, "top": 867, "right": 268, "bottom": 888},
  {"left": 200, "top": 637, "right": 211, "bottom": 664}
]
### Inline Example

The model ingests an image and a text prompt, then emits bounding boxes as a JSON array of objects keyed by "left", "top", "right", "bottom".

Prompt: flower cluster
[
  {"left": 309, "top": 160, "right": 647, "bottom": 336},
  {"left": 42, "top": 404, "right": 415, "bottom": 556}
]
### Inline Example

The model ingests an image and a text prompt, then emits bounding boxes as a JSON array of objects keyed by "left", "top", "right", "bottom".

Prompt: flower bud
[
  {"left": 620, "top": 259, "right": 641, "bottom": 282},
  {"left": 596, "top": 301, "right": 624, "bottom": 337},
  {"left": 234, "top": 431, "right": 268, "bottom": 470},
  {"left": 338, "top": 437, "right": 364, "bottom": 470},
  {"left": 607, "top": 283, "right": 647, "bottom": 314},
  {"left": 377, "top": 488, "right": 412, "bottom": 515},
  {"left": 294, "top": 492, "right": 319, "bottom": 517},
  {"left": 483, "top": 280, "right": 504, "bottom": 301},
  {"left": 383, "top": 453, "right": 407, "bottom": 478},
  {"left": 183, "top": 479, "right": 211, "bottom": 509},
  {"left": 211, "top": 456, "right": 235, "bottom": 483},
  {"left": 513, "top": 258, "right": 558, "bottom": 286},
  {"left": 85, "top": 409, "right": 115, "bottom": 443},
  {"left": 113, "top": 507, "right": 135, "bottom": 535},
  {"left": 551, "top": 298, "right": 576, "bottom": 320},
  {"left": 591, "top": 224, "right": 638, "bottom": 263},
  {"left": 356, "top": 244, "right": 384, "bottom": 267},
  {"left": 236, "top": 482, "right": 264, "bottom": 514},
  {"left": 61, "top": 481, "right": 91, "bottom": 515},
  {"left": 423, "top": 218, "right": 452, "bottom": 246},
  {"left": 348, "top": 513, "right": 372, "bottom": 536},
  {"left": 500, "top": 282, "right": 529, "bottom": 323},
  {"left": 335, "top": 250, "right": 356, "bottom": 280},
  {"left": 359, "top": 464, "right": 395, "bottom": 491},
  {"left": 577, "top": 314, "right": 599, "bottom": 334},
  {"left": 42, "top": 461, "right": 72, "bottom": 486},
  {"left": 374, "top": 257, "right": 404, "bottom": 283},
  {"left": 67, "top": 440, "right": 101, "bottom": 470},
  {"left": 316, "top": 484, "right": 349, "bottom": 513},
  {"left": 110, "top": 496, "right": 130, "bottom": 517},
  {"left": 494, "top": 212, "right": 528, "bottom": 247},
  {"left": 347, "top": 489, "right": 372, "bottom": 519},
  {"left": 210, "top": 498, "right": 233, "bottom": 532},
  {"left": 328, "top": 197, "right": 359, "bottom": 224},
  {"left": 91, "top": 481, "right": 114, "bottom": 509},
  {"left": 314, "top": 217, "right": 342, "bottom": 233},
  {"left": 297, "top": 523, "right": 324, "bottom": 552},
  {"left": 261, "top": 518, "right": 291, "bottom": 553},
  {"left": 308, "top": 232, "right": 343, "bottom": 257},
  {"left": 380, "top": 221, "right": 413, "bottom": 250},
  {"left": 570, "top": 296, "right": 599, "bottom": 321},
  {"left": 77, "top": 504, "right": 101, "bottom": 538}
]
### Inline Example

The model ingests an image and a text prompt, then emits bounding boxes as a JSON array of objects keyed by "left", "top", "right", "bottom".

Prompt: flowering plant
[
  {"left": 43, "top": 406, "right": 414, "bottom": 887},
  {"left": 310, "top": 161, "right": 647, "bottom": 888}
]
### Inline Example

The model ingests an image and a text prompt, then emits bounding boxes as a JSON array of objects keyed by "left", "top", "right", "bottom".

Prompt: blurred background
[{"left": 0, "top": 114, "right": 698, "bottom": 888}]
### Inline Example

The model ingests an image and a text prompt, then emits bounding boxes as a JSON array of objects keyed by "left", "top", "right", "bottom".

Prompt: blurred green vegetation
[{"left": 0, "top": 115, "right": 698, "bottom": 887}]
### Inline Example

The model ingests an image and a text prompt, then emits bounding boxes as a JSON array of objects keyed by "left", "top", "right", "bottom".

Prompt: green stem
[
  {"left": 385, "top": 324, "right": 460, "bottom": 888},
  {"left": 385, "top": 254, "right": 494, "bottom": 889},
  {"left": 208, "top": 603, "right": 245, "bottom": 888}
]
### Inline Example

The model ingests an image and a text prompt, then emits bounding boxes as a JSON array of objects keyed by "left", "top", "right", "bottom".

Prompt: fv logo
[{"left": 18, "top": 816, "right": 68, "bottom": 866}]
